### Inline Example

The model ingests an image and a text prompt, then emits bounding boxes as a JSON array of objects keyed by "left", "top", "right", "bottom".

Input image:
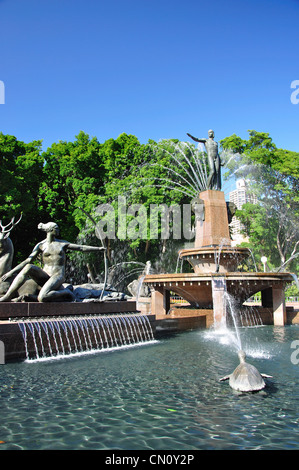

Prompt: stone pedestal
[
  {"left": 195, "top": 190, "right": 231, "bottom": 248},
  {"left": 273, "top": 285, "right": 287, "bottom": 326},
  {"left": 211, "top": 277, "right": 227, "bottom": 326},
  {"left": 180, "top": 190, "right": 249, "bottom": 273},
  {"left": 151, "top": 287, "right": 170, "bottom": 316},
  {"left": 261, "top": 284, "right": 287, "bottom": 325}
]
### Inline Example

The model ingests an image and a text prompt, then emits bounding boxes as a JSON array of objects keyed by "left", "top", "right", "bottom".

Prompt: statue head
[
  {"left": 38, "top": 222, "right": 59, "bottom": 235},
  {"left": 208, "top": 129, "right": 214, "bottom": 138}
]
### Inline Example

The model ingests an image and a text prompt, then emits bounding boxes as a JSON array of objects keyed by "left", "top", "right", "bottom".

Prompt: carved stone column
[
  {"left": 151, "top": 286, "right": 170, "bottom": 316},
  {"left": 272, "top": 284, "right": 286, "bottom": 326}
]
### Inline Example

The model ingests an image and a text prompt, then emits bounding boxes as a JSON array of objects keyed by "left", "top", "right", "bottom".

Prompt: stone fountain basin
[
  {"left": 143, "top": 272, "right": 294, "bottom": 308},
  {"left": 179, "top": 246, "right": 250, "bottom": 274}
]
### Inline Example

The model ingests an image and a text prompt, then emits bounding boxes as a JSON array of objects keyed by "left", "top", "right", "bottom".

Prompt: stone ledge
[{"left": 0, "top": 300, "right": 137, "bottom": 319}]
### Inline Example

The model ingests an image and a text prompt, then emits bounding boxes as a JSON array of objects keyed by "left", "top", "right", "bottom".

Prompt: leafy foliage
[
  {"left": 0, "top": 132, "right": 44, "bottom": 258},
  {"left": 0, "top": 128, "right": 297, "bottom": 285},
  {"left": 220, "top": 130, "right": 299, "bottom": 272}
]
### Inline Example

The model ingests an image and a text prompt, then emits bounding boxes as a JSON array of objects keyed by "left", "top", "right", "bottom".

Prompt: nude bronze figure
[
  {"left": 187, "top": 129, "right": 222, "bottom": 190},
  {"left": 0, "top": 222, "right": 106, "bottom": 302}
]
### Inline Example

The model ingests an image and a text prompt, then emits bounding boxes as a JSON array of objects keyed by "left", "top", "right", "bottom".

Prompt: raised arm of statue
[
  {"left": 187, "top": 133, "right": 207, "bottom": 144},
  {"left": 66, "top": 243, "right": 106, "bottom": 253}
]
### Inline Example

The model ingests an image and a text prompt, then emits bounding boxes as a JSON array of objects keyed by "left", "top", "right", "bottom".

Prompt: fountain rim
[
  {"left": 143, "top": 272, "right": 295, "bottom": 283},
  {"left": 178, "top": 246, "right": 250, "bottom": 258}
]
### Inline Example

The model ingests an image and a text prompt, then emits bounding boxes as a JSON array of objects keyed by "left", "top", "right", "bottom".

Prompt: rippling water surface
[{"left": 0, "top": 325, "right": 298, "bottom": 450}]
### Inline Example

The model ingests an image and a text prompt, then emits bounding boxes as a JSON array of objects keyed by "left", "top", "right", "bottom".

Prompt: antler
[{"left": 0, "top": 213, "right": 23, "bottom": 234}]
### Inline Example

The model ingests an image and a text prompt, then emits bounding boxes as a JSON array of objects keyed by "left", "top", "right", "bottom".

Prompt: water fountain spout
[
  {"left": 220, "top": 350, "right": 273, "bottom": 392},
  {"left": 223, "top": 291, "right": 242, "bottom": 351}
]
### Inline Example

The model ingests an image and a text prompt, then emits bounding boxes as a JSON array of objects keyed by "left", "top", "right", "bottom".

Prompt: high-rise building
[{"left": 229, "top": 179, "right": 257, "bottom": 245}]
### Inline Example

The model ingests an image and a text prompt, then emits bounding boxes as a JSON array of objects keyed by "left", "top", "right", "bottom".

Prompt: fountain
[
  {"left": 143, "top": 131, "right": 295, "bottom": 329},
  {"left": 0, "top": 132, "right": 298, "bottom": 450},
  {"left": 0, "top": 217, "right": 199, "bottom": 362},
  {"left": 0, "top": 129, "right": 297, "bottom": 363},
  {"left": 0, "top": 220, "right": 157, "bottom": 361}
]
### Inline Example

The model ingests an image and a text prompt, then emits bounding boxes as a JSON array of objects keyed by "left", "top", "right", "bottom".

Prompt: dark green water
[{"left": 0, "top": 325, "right": 298, "bottom": 450}]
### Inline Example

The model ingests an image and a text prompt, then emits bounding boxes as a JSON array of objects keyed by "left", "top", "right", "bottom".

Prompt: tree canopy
[
  {"left": 0, "top": 132, "right": 44, "bottom": 259},
  {"left": 220, "top": 130, "right": 299, "bottom": 273},
  {"left": 0, "top": 129, "right": 298, "bottom": 289}
]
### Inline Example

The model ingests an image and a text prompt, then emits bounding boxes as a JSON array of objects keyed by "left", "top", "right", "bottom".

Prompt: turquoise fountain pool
[{"left": 0, "top": 325, "right": 298, "bottom": 450}]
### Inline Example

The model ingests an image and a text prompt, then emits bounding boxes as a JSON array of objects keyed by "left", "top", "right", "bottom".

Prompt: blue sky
[{"left": 0, "top": 0, "right": 298, "bottom": 155}]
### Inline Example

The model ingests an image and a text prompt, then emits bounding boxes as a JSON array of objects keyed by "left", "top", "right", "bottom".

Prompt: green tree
[
  {"left": 220, "top": 130, "right": 299, "bottom": 272},
  {"left": 93, "top": 138, "right": 207, "bottom": 274},
  {"left": 0, "top": 132, "right": 44, "bottom": 260},
  {"left": 40, "top": 131, "right": 105, "bottom": 242}
]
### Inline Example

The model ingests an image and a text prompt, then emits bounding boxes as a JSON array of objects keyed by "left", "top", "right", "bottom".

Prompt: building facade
[{"left": 229, "top": 179, "right": 257, "bottom": 245}]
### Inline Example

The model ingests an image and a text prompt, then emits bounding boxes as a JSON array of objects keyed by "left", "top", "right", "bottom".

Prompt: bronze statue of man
[
  {"left": 0, "top": 222, "right": 106, "bottom": 302},
  {"left": 187, "top": 129, "right": 222, "bottom": 190}
]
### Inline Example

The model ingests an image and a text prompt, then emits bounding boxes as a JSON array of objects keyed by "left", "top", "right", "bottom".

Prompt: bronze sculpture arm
[
  {"left": 187, "top": 133, "right": 207, "bottom": 144},
  {"left": 66, "top": 243, "right": 106, "bottom": 253}
]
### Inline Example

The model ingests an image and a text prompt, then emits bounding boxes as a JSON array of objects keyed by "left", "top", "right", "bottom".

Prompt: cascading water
[
  {"left": 211, "top": 276, "right": 227, "bottom": 328},
  {"left": 213, "top": 239, "right": 227, "bottom": 273},
  {"left": 136, "top": 261, "right": 152, "bottom": 309},
  {"left": 223, "top": 291, "right": 242, "bottom": 350},
  {"left": 207, "top": 286, "right": 269, "bottom": 361},
  {"left": 18, "top": 313, "right": 157, "bottom": 362},
  {"left": 210, "top": 278, "right": 243, "bottom": 351},
  {"left": 239, "top": 306, "right": 263, "bottom": 327}
]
